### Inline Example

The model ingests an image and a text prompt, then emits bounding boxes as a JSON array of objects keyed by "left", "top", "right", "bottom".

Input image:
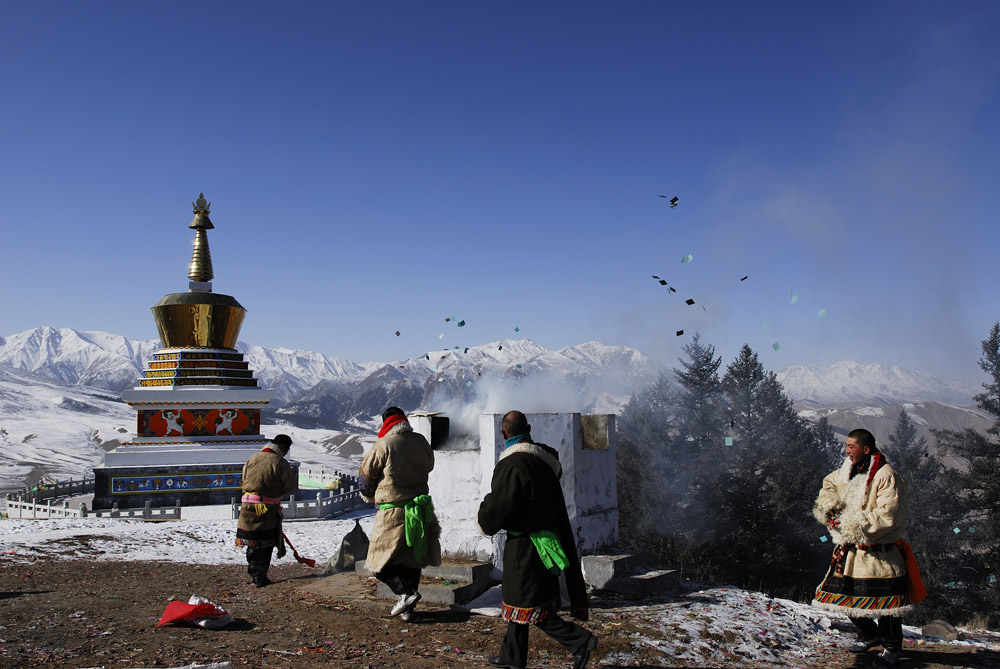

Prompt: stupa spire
[
  {"left": 188, "top": 193, "right": 215, "bottom": 285},
  {"left": 150, "top": 195, "right": 246, "bottom": 349}
]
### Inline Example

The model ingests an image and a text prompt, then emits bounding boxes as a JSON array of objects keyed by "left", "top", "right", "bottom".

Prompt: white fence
[
  {"left": 11, "top": 476, "right": 96, "bottom": 503},
  {"left": 3, "top": 497, "right": 182, "bottom": 521},
  {"left": 298, "top": 468, "right": 357, "bottom": 491},
  {"left": 231, "top": 489, "right": 366, "bottom": 521}
]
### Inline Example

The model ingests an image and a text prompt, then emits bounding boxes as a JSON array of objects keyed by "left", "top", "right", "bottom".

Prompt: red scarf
[
  {"left": 864, "top": 451, "right": 884, "bottom": 494},
  {"left": 262, "top": 447, "right": 277, "bottom": 454},
  {"left": 378, "top": 414, "right": 408, "bottom": 438}
]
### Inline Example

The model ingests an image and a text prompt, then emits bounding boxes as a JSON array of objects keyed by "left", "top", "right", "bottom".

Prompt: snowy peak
[
  {"left": 0, "top": 327, "right": 369, "bottom": 404},
  {"left": 0, "top": 327, "right": 161, "bottom": 391},
  {"left": 776, "top": 360, "right": 978, "bottom": 407},
  {"left": 0, "top": 329, "right": 664, "bottom": 419}
]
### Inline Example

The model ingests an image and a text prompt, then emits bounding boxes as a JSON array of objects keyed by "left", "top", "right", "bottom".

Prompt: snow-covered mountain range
[
  {"left": 775, "top": 360, "right": 979, "bottom": 407},
  {"left": 1, "top": 326, "right": 991, "bottom": 492},
  {"left": 2, "top": 327, "right": 983, "bottom": 411},
  {"left": 0, "top": 327, "right": 664, "bottom": 428}
]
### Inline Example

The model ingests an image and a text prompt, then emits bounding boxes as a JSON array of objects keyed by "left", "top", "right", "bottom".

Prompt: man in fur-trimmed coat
[
  {"left": 235, "top": 434, "right": 297, "bottom": 587},
  {"left": 359, "top": 407, "right": 441, "bottom": 621},
  {"left": 812, "top": 428, "right": 918, "bottom": 666},
  {"left": 477, "top": 411, "right": 598, "bottom": 669}
]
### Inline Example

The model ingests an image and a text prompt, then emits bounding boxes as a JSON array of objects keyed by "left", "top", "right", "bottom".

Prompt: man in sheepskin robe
[
  {"left": 235, "top": 434, "right": 298, "bottom": 587},
  {"left": 477, "top": 411, "right": 598, "bottom": 669},
  {"left": 359, "top": 407, "right": 441, "bottom": 622},
  {"left": 812, "top": 428, "right": 923, "bottom": 667}
]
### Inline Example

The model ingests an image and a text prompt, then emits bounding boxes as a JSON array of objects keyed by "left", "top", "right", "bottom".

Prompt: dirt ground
[{"left": 1, "top": 558, "right": 997, "bottom": 669}]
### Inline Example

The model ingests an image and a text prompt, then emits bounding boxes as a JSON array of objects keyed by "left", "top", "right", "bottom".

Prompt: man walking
[
  {"left": 235, "top": 434, "right": 297, "bottom": 587},
  {"left": 478, "top": 411, "right": 598, "bottom": 669},
  {"left": 812, "top": 428, "right": 923, "bottom": 666},
  {"left": 359, "top": 407, "right": 441, "bottom": 622}
]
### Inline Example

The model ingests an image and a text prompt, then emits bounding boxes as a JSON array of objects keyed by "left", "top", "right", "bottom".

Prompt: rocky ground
[{"left": 0, "top": 558, "right": 997, "bottom": 668}]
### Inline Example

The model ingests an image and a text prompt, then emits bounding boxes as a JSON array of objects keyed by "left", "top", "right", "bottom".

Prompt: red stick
[{"left": 282, "top": 532, "right": 316, "bottom": 567}]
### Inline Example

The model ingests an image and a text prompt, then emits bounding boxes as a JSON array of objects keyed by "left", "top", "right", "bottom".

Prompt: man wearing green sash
[
  {"left": 478, "top": 411, "right": 598, "bottom": 669},
  {"left": 359, "top": 407, "right": 441, "bottom": 621}
]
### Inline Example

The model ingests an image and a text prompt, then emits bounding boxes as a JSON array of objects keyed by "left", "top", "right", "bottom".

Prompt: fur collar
[
  {"left": 383, "top": 422, "right": 412, "bottom": 438},
  {"left": 499, "top": 441, "right": 562, "bottom": 478},
  {"left": 826, "top": 456, "right": 896, "bottom": 545}
]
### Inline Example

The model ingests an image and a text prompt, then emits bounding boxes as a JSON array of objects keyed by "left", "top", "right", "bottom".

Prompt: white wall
[{"left": 415, "top": 412, "right": 618, "bottom": 568}]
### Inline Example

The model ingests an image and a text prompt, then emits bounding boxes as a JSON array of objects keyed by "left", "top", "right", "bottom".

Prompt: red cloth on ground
[{"left": 157, "top": 601, "right": 217, "bottom": 627}]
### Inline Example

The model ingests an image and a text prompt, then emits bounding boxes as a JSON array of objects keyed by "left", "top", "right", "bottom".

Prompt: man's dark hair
[
  {"left": 382, "top": 406, "right": 406, "bottom": 421},
  {"left": 848, "top": 428, "right": 877, "bottom": 452},
  {"left": 271, "top": 433, "right": 292, "bottom": 454},
  {"left": 502, "top": 410, "right": 530, "bottom": 438}
]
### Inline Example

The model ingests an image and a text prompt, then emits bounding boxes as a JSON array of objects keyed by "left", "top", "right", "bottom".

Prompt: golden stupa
[{"left": 151, "top": 194, "right": 246, "bottom": 349}]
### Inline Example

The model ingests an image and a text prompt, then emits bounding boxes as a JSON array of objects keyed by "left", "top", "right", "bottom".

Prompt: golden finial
[
  {"left": 193, "top": 193, "right": 211, "bottom": 213},
  {"left": 188, "top": 193, "right": 215, "bottom": 283}
]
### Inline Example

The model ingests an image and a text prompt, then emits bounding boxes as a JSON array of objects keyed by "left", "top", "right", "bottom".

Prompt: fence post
[
  {"left": 80, "top": 502, "right": 88, "bottom": 518},
  {"left": 175, "top": 499, "right": 181, "bottom": 520},
  {"left": 111, "top": 502, "right": 120, "bottom": 519},
  {"left": 143, "top": 500, "right": 152, "bottom": 520}
]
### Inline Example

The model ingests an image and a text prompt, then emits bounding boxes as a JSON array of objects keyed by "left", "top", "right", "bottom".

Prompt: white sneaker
[
  {"left": 849, "top": 637, "right": 881, "bottom": 653},
  {"left": 876, "top": 648, "right": 899, "bottom": 666},
  {"left": 390, "top": 592, "right": 420, "bottom": 616}
]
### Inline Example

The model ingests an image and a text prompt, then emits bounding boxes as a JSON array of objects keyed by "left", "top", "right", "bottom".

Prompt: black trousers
[
  {"left": 375, "top": 564, "right": 421, "bottom": 596},
  {"left": 246, "top": 545, "right": 273, "bottom": 582},
  {"left": 499, "top": 615, "right": 594, "bottom": 668},
  {"left": 850, "top": 615, "right": 903, "bottom": 651}
]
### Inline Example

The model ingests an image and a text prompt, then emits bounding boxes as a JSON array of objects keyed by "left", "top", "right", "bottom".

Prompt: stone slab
[
  {"left": 580, "top": 552, "right": 652, "bottom": 589},
  {"left": 357, "top": 559, "right": 498, "bottom": 606},
  {"left": 603, "top": 569, "right": 680, "bottom": 597}
]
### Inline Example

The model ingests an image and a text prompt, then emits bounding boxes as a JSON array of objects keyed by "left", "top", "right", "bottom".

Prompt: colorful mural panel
[
  {"left": 111, "top": 471, "right": 241, "bottom": 494},
  {"left": 139, "top": 408, "right": 258, "bottom": 437}
]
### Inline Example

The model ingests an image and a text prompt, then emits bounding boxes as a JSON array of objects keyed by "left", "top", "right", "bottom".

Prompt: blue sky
[{"left": 2, "top": 2, "right": 997, "bottom": 383}]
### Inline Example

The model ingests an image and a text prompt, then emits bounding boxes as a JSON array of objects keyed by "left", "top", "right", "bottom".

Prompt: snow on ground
[
  {"left": 3, "top": 502, "right": 1000, "bottom": 666},
  {"left": 0, "top": 502, "right": 374, "bottom": 566},
  {"left": 599, "top": 587, "right": 1000, "bottom": 667}
]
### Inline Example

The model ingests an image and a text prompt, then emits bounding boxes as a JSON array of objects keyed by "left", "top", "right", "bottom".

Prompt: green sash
[
  {"left": 379, "top": 494, "right": 433, "bottom": 563},
  {"left": 508, "top": 529, "right": 569, "bottom": 574}
]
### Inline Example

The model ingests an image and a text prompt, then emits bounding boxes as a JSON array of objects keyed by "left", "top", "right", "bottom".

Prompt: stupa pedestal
[{"left": 92, "top": 194, "right": 298, "bottom": 509}]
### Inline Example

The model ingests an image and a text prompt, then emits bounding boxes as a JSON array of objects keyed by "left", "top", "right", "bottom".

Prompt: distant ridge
[
  {"left": 0, "top": 327, "right": 663, "bottom": 424},
  {"left": 775, "top": 360, "right": 978, "bottom": 407},
  {"left": 0, "top": 327, "right": 981, "bottom": 416},
  {"left": 1, "top": 326, "right": 992, "bottom": 492}
]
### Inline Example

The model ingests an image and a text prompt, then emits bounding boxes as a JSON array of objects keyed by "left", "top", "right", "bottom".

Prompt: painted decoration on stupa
[{"left": 138, "top": 408, "right": 259, "bottom": 437}]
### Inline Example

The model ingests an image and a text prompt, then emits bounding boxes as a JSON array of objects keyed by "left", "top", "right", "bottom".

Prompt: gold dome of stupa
[{"left": 151, "top": 194, "right": 246, "bottom": 349}]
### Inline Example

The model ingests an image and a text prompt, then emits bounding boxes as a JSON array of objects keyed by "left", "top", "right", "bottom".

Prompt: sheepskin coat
[
  {"left": 811, "top": 455, "right": 913, "bottom": 618},
  {"left": 477, "top": 441, "right": 588, "bottom": 623},
  {"left": 359, "top": 423, "right": 441, "bottom": 573},
  {"left": 235, "top": 447, "right": 297, "bottom": 547}
]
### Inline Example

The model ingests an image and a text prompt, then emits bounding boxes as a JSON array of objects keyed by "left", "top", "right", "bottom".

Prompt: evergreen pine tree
[
  {"left": 934, "top": 322, "right": 1000, "bottom": 624},
  {"left": 673, "top": 334, "right": 726, "bottom": 454},
  {"left": 616, "top": 373, "right": 675, "bottom": 546},
  {"left": 885, "top": 406, "right": 952, "bottom": 624},
  {"left": 713, "top": 344, "right": 828, "bottom": 597},
  {"left": 813, "top": 416, "right": 842, "bottom": 471},
  {"left": 671, "top": 335, "right": 727, "bottom": 541}
]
